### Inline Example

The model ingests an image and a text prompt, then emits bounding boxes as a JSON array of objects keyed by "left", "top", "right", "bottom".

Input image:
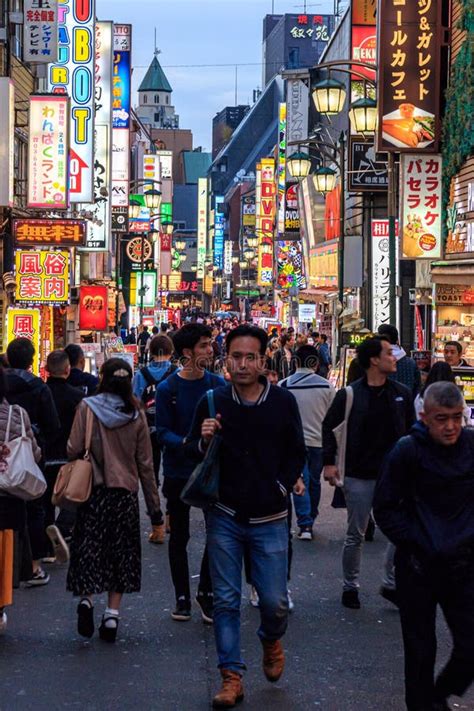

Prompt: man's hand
[
  {"left": 201, "top": 414, "right": 222, "bottom": 445},
  {"left": 293, "top": 477, "right": 306, "bottom": 497},
  {"left": 323, "top": 465, "right": 340, "bottom": 487}
]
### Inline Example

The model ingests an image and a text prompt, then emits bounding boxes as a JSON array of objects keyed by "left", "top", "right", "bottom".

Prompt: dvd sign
[{"left": 284, "top": 184, "right": 300, "bottom": 234}]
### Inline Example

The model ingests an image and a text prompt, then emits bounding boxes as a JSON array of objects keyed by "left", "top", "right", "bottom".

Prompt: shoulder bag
[
  {"left": 331, "top": 385, "right": 354, "bottom": 487},
  {"left": 52, "top": 406, "right": 94, "bottom": 510},
  {"left": 0, "top": 406, "right": 46, "bottom": 501},
  {"left": 180, "top": 390, "right": 221, "bottom": 510}
]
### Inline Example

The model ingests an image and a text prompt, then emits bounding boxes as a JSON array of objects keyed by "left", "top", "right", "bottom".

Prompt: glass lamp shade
[
  {"left": 231, "top": 255, "right": 240, "bottom": 264},
  {"left": 129, "top": 199, "right": 141, "bottom": 219},
  {"left": 144, "top": 189, "right": 162, "bottom": 211},
  {"left": 349, "top": 97, "right": 378, "bottom": 135},
  {"left": 174, "top": 239, "right": 186, "bottom": 251},
  {"left": 161, "top": 220, "right": 174, "bottom": 235},
  {"left": 239, "top": 260, "right": 249, "bottom": 269},
  {"left": 191, "top": 263, "right": 198, "bottom": 271},
  {"left": 312, "top": 78, "right": 346, "bottom": 115},
  {"left": 313, "top": 166, "right": 337, "bottom": 193},
  {"left": 247, "top": 236, "right": 259, "bottom": 248},
  {"left": 244, "top": 248, "right": 255, "bottom": 260},
  {"left": 287, "top": 151, "right": 312, "bottom": 179}
]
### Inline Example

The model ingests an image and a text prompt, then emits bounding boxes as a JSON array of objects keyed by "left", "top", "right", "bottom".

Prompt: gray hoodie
[{"left": 85, "top": 393, "right": 138, "bottom": 429}]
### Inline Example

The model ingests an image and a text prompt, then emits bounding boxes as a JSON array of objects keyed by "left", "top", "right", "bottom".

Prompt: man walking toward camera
[
  {"left": 187, "top": 325, "right": 306, "bottom": 708},
  {"left": 374, "top": 382, "right": 474, "bottom": 711}
]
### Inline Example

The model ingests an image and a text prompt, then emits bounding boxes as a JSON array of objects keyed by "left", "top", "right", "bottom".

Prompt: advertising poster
[
  {"left": 13, "top": 219, "right": 86, "bottom": 247},
  {"left": 214, "top": 196, "right": 225, "bottom": 269},
  {"left": 371, "top": 219, "right": 399, "bottom": 330},
  {"left": 284, "top": 184, "right": 300, "bottom": 234},
  {"left": 197, "top": 178, "right": 208, "bottom": 279},
  {"left": 400, "top": 154, "right": 442, "bottom": 259},
  {"left": 257, "top": 158, "right": 275, "bottom": 287},
  {"left": 277, "top": 240, "right": 306, "bottom": 291},
  {"left": 277, "top": 103, "right": 286, "bottom": 235},
  {"left": 15, "top": 250, "right": 70, "bottom": 304},
  {"left": 112, "top": 24, "right": 132, "bottom": 207},
  {"left": 79, "top": 285, "right": 108, "bottom": 331},
  {"left": 24, "top": 0, "right": 58, "bottom": 63}
]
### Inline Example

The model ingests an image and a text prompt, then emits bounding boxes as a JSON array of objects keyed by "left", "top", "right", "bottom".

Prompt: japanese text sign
[
  {"left": 277, "top": 103, "right": 286, "bottom": 236},
  {"left": 15, "top": 250, "right": 70, "bottom": 304},
  {"left": 256, "top": 159, "right": 275, "bottom": 287},
  {"left": 214, "top": 196, "right": 225, "bottom": 269},
  {"left": 377, "top": 0, "right": 441, "bottom": 152},
  {"left": 48, "top": 0, "right": 95, "bottom": 202},
  {"left": 352, "top": 0, "right": 376, "bottom": 25},
  {"left": 24, "top": 0, "right": 58, "bottom": 64},
  {"left": 0, "top": 79, "right": 14, "bottom": 208},
  {"left": 284, "top": 184, "right": 301, "bottom": 233},
  {"left": 351, "top": 26, "right": 376, "bottom": 79},
  {"left": 79, "top": 285, "right": 108, "bottom": 331},
  {"left": 111, "top": 24, "right": 131, "bottom": 207},
  {"left": 224, "top": 240, "right": 233, "bottom": 276},
  {"left": 28, "top": 95, "right": 69, "bottom": 209},
  {"left": 13, "top": 219, "right": 86, "bottom": 247},
  {"left": 7, "top": 308, "right": 41, "bottom": 374},
  {"left": 197, "top": 178, "right": 208, "bottom": 279},
  {"left": 371, "top": 220, "right": 399, "bottom": 330},
  {"left": 400, "top": 154, "right": 442, "bottom": 259}
]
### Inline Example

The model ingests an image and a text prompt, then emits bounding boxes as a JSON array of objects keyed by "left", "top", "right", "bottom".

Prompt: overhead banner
[
  {"left": 257, "top": 158, "right": 275, "bottom": 287},
  {"left": 197, "top": 178, "right": 208, "bottom": 279},
  {"left": 377, "top": 0, "right": 441, "bottom": 152},
  {"left": 13, "top": 218, "right": 86, "bottom": 246},
  {"left": 28, "top": 94, "right": 69, "bottom": 209},
  {"left": 7, "top": 308, "right": 41, "bottom": 374},
  {"left": 79, "top": 285, "right": 108, "bottom": 330},
  {"left": 111, "top": 24, "right": 132, "bottom": 207},
  {"left": 214, "top": 196, "right": 225, "bottom": 269},
  {"left": 400, "top": 154, "right": 442, "bottom": 259},
  {"left": 24, "top": 0, "right": 58, "bottom": 63},
  {"left": 0, "top": 79, "right": 14, "bottom": 207},
  {"left": 371, "top": 219, "right": 399, "bottom": 330},
  {"left": 48, "top": 0, "right": 95, "bottom": 203},
  {"left": 15, "top": 250, "right": 70, "bottom": 304}
]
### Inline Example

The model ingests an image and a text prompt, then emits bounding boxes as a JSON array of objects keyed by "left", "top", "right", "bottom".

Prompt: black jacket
[
  {"left": 45, "top": 377, "right": 85, "bottom": 462},
  {"left": 5, "top": 369, "right": 60, "bottom": 450},
  {"left": 186, "top": 379, "right": 306, "bottom": 523},
  {"left": 322, "top": 376, "right": 414, "bottom": 477},
  {"left": 374, "top": 422, "right": 474, "bottom": 561},
  {"left": 67, "top": 367, "right": 99, "bottom": 397}
]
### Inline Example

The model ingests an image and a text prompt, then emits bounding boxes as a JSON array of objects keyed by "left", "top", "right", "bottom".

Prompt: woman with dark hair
[
  {"left": 67, "top": 358, "right": 161, "bottom": 642},
  {"left": 272, "top": 333, "right": 296, "bottom": 381},
  {"left": 414, "top": 361, "right": 472, "bottom": 425}
]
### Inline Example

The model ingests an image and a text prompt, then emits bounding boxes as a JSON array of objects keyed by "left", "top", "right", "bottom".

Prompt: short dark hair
[
  {"left": 356, "top": 336, "right": 388, "bottom": 370},
  {"left": 280, "top": 334, "right": 294, "bottom": 347},
  {"left": 445, "top": 340, "right": 463, "bottom": 355},
  {"left": 98, "top": 357, "right": 137, "bottom": 414},
  {"left": 46, "top": 350, "right": 70, "bottom": 376},
  {"left": 377, "top": 324, "right": 399, "bottom": 345},
  {"left": 64, "top": 344, "right": 84, "bottom": 367},
  {"left": 149, "top": 334, "right": 174, "bottom": 357},
  {"left": 311, "top": 332, "right": 320, "bottom": 339},
  {"left": 320, "top": 334, "right": 328, "bottom": 343},
  {"left": 423, "top": 381, "right": 463, "bottom": 411},
  {"left": 172, "top": 323, "right": 212, "bottom": 358},
  {"left": 7, "top": 338, "right": 35, "bottom": 370},
  {"left": 151, "top": 326, "right": 159, "bottom": 335},
  {"left": 226, "top": 325, "right": 268, "bottom": 356},
  {"left": 295, "top": 345, "right": 320, "bottom": 370}
]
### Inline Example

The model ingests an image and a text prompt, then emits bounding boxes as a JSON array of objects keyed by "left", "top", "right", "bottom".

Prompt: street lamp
[
  {"left": 244, "top": 248, "right": 255, "bottom": 261},
  {"left": 312, "top": 77, "right": 346, "bottom": 115},
  {"left": 349, "top": 97, "right": 378, "bottom": 136},
  {"left": 287, "top": 151, "right": 312, "bottom": 179},
  {"left": 161, "top": 220, "right": 174, "bottom": 236},
  {"left": 313, "top": 166, "right": 337, "bottom": 194},
  {"left": 144, "top": 188, "right": 162, "bottom": 211},
  {"left": 247, "top": 236, "right": 259, "bottom": 248},
  {"left": 129, "top": 199, "right": 141, "bottom": 219},
  {"left": 174, "top": 239, "right": 186, "bottom": 251}
]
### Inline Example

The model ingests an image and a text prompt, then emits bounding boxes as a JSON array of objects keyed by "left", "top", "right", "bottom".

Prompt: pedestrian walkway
[{"left": 1, "top": 485, "right": 472, "bottom": 710}]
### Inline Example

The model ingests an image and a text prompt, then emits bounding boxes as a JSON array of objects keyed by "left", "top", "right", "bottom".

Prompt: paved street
[{"left": 1, "top": 485, "right": 473, "bottom": 711}]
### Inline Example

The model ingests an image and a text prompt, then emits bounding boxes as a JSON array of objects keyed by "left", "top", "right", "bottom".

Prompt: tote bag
[
  {"left": 331, "top": 385, "right": 354, "bottom": 487},
  {"left": 0, "top": 406, "right": 46, "bottom": 501},
  {"left": 52, "top": 406, "right": 93, "bottom": 510}
]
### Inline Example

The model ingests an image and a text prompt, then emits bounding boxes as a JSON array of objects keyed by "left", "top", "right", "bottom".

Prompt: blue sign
[
  {"left": 214, "top": 196, "right": 225, "bottom": 269},
  {"left": 113, "top": 49, "right": 131, "bottom": 129}
]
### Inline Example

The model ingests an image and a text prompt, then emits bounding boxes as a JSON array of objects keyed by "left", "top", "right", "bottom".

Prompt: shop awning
[
  {"left": 299, "top": 287, "right": 337, "bottom": 303},
  {"left": 431, "top": 260, "right": 474, "bottom": 285}
]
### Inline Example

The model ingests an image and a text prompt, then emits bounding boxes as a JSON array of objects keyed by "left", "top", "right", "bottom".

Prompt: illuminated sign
[
  {"left": 214, "top": 196, "right": 225, "bottom": 269},
  {"left": 351, "top": 26, "right": 376, "bottom": 79},
  {"left": 13, "top": 219, "right": 86, "bottom": 246},
  {"left": 0, "top": 79, "right": 14, "bottom": 207},
  {"left": 352, "top": 0, "right": 376, "bottom": 25},
  {"left": 197, "top": 178, "right": 208, "bottom": 279},
  {"left": 7, "top": 308, "right": 41, "bottom": 374},
  {"left": 126, "top": 237, "right": 153, "bottom": 263},
  {"left": 257, "top": 158, "right": 275, "bottom": 287},
  {"left": 24, "top": 0, "right": 58, "bottom": 63},
  {"left": 289, "top": 15, "right": 331, "bottom": 40},
  {"left": 28, "top": 94, "right": 69, "bottom": 209},
  {"left": 277, "top": 240, "right": 306, "bottom": 290},
  {"left": 131, "top": 271, "right": 156, "bottom": 308},
  {"left": 79, "top": 285, "right": 108, "bottom": 330},
  {"left": 284, "top": 184, "right": 300, "bottom": 233},
  {"left": 111, "top": 24, "right": 131, "bottom": 207},
  {"left": 371, "top": 220, "right": 399, "bottom": 329},
  {"left": 224, "top": 240, "right": 233, "bottom": 276},
  {"left": 143, "top": 154, "right": 161, "bottom": 191},
  {"left": 48, "top": 0, "right": 95, "bottom": 203},
  {"left": 15, "top": 250, "right": 70, "bottom": 304},
  {"left": 309, "top": 242, "right": 338, "bottom": 287},
  {"left": 378, "top": 0, "right": 441, "bottom": 152},
  {"left": 277, "top": 103, "right": 286, "bottom": 236},
  {"left": 400, "top": 154, "right": 442, "bottom": 259}
]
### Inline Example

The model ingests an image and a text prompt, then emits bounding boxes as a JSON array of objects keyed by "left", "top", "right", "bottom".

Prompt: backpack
[{"left": 141, "top": 364, "right": 177, "bottom": 430}]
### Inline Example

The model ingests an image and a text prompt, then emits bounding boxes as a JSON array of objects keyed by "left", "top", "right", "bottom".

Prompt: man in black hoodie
[{"left": 374, "top": 382, "right": 474, "bottom": 711}]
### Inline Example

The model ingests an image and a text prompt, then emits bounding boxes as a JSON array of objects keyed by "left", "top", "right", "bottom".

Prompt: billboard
[
  {"left": 111, "top": 24, "right": 132, "bottom": 207},
  {"left": 7, "top": 308, "right": 41, "bottom": 374},
  {"left": 286, "top": 79, "right": 309, "bottom": 148},
  {"left": 371, "top": 220, "right": 399, "bottom": 330},
  {"left": 48, "top": 0, "right": 95, "bottom": 203},
  {"left": 24, "top": 0, "right": 58, "bottom": 63},
  {"left": 15, "top": 250, "right": 70, "bottom": 304},
  {"left": 277, "top": 103, "right": 286, "bottom": 235},
  {"left": 197, "top": 178, "right": 208, "bottom": 279},
  {"left": 256, "top": 158, "right": 275, "bottom": 287},
  {"left": 79, "top": 285, "right": 108, "bottom": 330},
  {"left": 348, "top": 137, "right": 388, "bottom": 192},
  {"left": 214, "top": 196, "right": 225, "bottom": 269},
  {"left": 400, "top": 154, "right": 442, "bottom": 259},
  {"left": 277, "top": 240, "right": 306, "bottom": 290},
  {"left": 13, "top": 219, "right": 86, "bottom": 247},
  {"left": 0, "top": 79, "right": 14, "bottom": 207},
  {"left": 284, "top": 184, "right": 300, "bottom": 234},
  {"left": 28, "top": 94, "right": 69, "bottom": 209}
]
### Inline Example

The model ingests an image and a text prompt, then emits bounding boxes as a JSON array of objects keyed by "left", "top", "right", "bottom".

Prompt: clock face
[{"left": 126, "top": 237, "right": 153, "bottom": 263}]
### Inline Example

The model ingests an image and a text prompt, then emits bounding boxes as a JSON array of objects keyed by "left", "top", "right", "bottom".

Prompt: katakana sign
[
  {"left": 24, "top": 0, "right": 58, "bottom": 63},
  {"left": 400, "top": 154, "right": 442, "bottom": 258},
  {"left": 13, "top": 219, "right": 86, "bottom": 247},
  {"left": 371, "top": 220, "right": 399, "bottom": 330},
  {"left": 15, "top": 250, "right": 70, "bottom": 304}
]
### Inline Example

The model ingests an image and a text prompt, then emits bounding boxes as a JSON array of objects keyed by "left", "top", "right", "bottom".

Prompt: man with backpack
[{"left": 133, "top": 334, "right": 176, "bottom": 545}]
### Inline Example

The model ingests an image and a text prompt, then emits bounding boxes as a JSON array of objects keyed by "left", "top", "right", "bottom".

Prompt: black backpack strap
[{"left": 141, "top": 367, "right": 155, "bottom": 387}]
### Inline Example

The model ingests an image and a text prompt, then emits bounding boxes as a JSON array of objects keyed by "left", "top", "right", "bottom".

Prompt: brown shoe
[
  {"left": 261, "top": 638, "right": 285, "bottom": 682},
  {"left": 212, "top": 670, "right": 244, "bottom": 708},
  {"left": 148, "top": 524, "right": 166, "bottom": 544}
]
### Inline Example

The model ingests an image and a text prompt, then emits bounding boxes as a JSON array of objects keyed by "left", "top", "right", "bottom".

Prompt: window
[
  {"left": 155, "top": 94, "right": 159, "bottom": 104},
  {"left": 288, "top": 47, "right": 300, "bottom": 69},
  {"left": 154, "top": 113, "right": 160, "bottom": 123},
  {"left": 143, "top": 95, "right": 148, "bottom": 104},
  {"left": 11, "top": 0, "right": 23, "bottom": 59},
  {"left": 166, "top": 95, "right": 169, "bottom": 104}
]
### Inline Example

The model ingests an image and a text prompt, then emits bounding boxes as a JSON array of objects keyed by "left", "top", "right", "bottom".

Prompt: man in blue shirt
[{"left": 156, "top": 323, "right": 224, "bottom": 623}]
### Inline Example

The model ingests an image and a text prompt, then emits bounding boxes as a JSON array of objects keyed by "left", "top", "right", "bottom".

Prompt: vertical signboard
[
  {"left": 28, "top": 95, "right": 69, "bottom": 209},
  {"left": 24, "top": 0, "right": 58, "bottom": 63},
  {"left": 224, "top": 240, "right": 233, "bottom": 276},
  {"left": 0, "top": 79, "right": 14, "bottom": 207},
  {"left": 377, "top": 0, "right": 441, "bottom": 152},
  {"left": 286, "top": 79, "right": 309, "bottom": 148},
  {"left": 143, "top": 154, "right": 161, "bottom": 191},
  {"left": 111, "top": 24, "right": 132, "bottom": 207},
  {"left": 79, "top": 285, "right": 108, "bottom": 330},
  {"left": 197, "top": 178, "right": 208, "bottom": 279},
  {"left": 371, "top": 219, "right": 399, "bottom": 330},
  {"left": 400, "top": 154, "right": 442, "bottom": 259},
  {"left": 214, "top": 196, "right": 225, "bottom": 269},
  {"left": 257, "top": 158, "right": 275, "bottom": 287},
  {"left": 7, "top": 308, "right": 41, "bottom": 374},
  {"left": 48, "top": 0, "right": 95, "bottom": 203},
  {"left": 15, "top": 250, "right": 70, "bottom": 303},
  {"left": 277, "top": 103, "right": 287, "bottom": 235}
]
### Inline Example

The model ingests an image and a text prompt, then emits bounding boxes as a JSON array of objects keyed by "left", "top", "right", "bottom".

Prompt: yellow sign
[
  {"left": 309, "top": 245, "right": 338, "bottom": 287},
  {"left": 6, "top": 307, "right": 41, "bottom": 374},
  {"left": 257, "top": 158, "right": 275, "bottom": 287},
  {"left": 15, "top": 249, "right": 70, "bottom": 303}
]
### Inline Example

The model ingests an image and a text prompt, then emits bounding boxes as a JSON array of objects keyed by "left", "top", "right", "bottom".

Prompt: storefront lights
[
  {"left": 161, "top": 220, "right": 174, "bottom": 236},
  {"left": 287, "top": 151, "right": 312, "bottom": 180},
  {"left": 349, "top": 97, "right": 378, "bottom": 136},
  {"left": 313, "top": 166, "right": 337, "bottom": 194},
  {"left": 312, "top": 78, "right": 346, "bottom": 116},
  {"left": 129, "top": 199, "right": 141, "bottom": 219},
  {"left": 174, "top": 239, "right": 186, "bottom": 251},
  {"left": 244, "top": 248, "right": 255, "bottom": 260}
]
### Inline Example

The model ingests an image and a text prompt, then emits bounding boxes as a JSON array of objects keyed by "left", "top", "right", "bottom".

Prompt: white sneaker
[
  {"left": 46, "top": 525, "right": 70, "bottom": 564},
  {"left": 249, "top": 585, "right": 259, "bottom": 608},
  {"left": 0, "top": 610, "right": 7, "bottom": 634},
  {"left": 287, "top": 589, "right": 294, "bottom": 613}
]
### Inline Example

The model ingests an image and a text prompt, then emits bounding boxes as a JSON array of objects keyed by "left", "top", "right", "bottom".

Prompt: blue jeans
[
  {"left": 292, "top": 446, "right": 323, "bottom": 528},
  {"left": 206, "top": 509, "right": 289, "bottom": 672}
]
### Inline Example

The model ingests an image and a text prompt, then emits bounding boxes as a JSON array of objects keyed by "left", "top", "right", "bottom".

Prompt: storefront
[{"left": 430, "top": 278, "right": 474, "bottom": 362}]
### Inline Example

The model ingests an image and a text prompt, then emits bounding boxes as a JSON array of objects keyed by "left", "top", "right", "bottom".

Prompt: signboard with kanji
[
  {"left": 371, "top": 220, "right": 399, "bottom": 330},
  {"left": 112, "top": 24, "right": 132, "bottom": 207},
  {"left": 256, "top": 159, "right": 275, "bottom": 287},
  {"left": 24, "top": 0, "right": 58, "bottom": 64},
  {"left": 7, "top": 308, "right": 41, "bottom": 374},
  {"left": 13, "top": 219, "right": 86, "bottom": 247},
  {"left": 348, "top": 137, "right": 388, "bottom": 192},
  {"left": 15, "top": 250, "right": 70, "bottom": 304},
  {"left": 79, "top": 285, "right": 108, "bottom": 331},
  {"left": 377, "top": 0, "right": 441, "bottom": 152},
  {"left": 400, "top": 154, "right": 442, "bottom": 259}
]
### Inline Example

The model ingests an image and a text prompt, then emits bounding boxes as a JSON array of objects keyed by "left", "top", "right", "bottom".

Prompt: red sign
[
  {"left": 79, "top": 286, "right": 108, "bottom": 331},
  {"left": 161, "top": 233, "right": 172, "bottom": 252},
  {"left": 325, "top": 184, "right": 341, "bottom": 240},
  {"left": 351, "top": 26, "right": 376, "bottom": 79}
]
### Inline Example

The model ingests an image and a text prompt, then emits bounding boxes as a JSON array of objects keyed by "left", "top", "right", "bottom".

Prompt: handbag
[
  {"left": 0, "top": 406, "right": 46, "bottom": 501},
  {"left": 52, "top": 406, "right": 94, "bottom": 510},
  {"left": 331, "top": 385, "right": 354, "bottom": 487},
  {"left": 180, "top": 390, "right": 221, "bottom": 510}
]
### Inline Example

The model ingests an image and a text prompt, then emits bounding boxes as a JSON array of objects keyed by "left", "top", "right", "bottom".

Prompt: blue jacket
[{"left": 132, "top": 360, "right": 174, "bottom": 400}]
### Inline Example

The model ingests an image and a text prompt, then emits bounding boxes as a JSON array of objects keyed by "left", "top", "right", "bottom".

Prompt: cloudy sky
[{"left": 97, "top": 0, "right": 336, "bottom": 152}]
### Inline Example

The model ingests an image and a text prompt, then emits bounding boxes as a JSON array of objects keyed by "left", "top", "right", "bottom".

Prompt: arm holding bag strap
[
  {"left": 180, "top": 390, "right": 221, "bottom": 510},
  {"left": 52, "top": 406, "right": 94, "bottom": 510}
]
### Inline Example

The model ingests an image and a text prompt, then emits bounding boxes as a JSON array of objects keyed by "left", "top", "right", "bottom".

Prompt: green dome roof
[{"left": 138, "top": 56, "right": 172, "bottom": 93}]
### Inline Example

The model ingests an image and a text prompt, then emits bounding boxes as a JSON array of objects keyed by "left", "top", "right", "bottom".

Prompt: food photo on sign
[{"left": 400, "top": 154, "right": 442, "bottom": 259}]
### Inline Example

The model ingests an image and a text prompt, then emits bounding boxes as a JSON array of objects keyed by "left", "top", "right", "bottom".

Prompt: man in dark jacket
[
  {"left": 187, "top": 325, "right": 306, "bottom": 708},
  {"left": 374, "top": 381, "right": 474, "bottom": 711},
  {"left": 322, "top": 336, "right": 414, "bottom": 610},
  {"left": 64, "top": 344, "right": 99, "bottom": 396},
  {"left": 5, "top": 338, "right": 60, "bottom": 586}
]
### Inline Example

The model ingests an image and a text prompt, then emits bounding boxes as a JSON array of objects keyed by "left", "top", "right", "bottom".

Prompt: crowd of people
[{"left": 0, "top": 318, "right": 473, "bottom": 711}]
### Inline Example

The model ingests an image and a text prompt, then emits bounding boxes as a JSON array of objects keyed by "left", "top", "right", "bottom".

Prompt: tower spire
[{"left": 154, "top": 28, "right": 161, "bottom": 57}]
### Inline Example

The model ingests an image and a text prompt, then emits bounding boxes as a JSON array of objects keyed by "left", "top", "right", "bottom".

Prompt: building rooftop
[{"left": 138, "top": 55, "right": 172, "bottom": 93}]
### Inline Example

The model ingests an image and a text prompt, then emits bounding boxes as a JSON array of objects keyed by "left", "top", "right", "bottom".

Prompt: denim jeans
[
  {"left": 342, "top": 477, "right": 377, "bottom": 591},
  {"left": 206, "top": 509, "right": 289, "bottom": 672},
  {"left": 293, "top": 446, "right": 323, "bottom": 528}
]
